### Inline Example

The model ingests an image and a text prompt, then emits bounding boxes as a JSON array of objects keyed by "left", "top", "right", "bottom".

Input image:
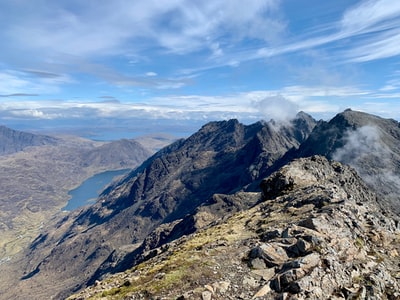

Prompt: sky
[{"left": 0, "top": 0, "right": 400, "bottom": 139}]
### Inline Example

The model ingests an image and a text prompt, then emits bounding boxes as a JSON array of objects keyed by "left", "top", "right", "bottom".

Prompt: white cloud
[
  {"left": 282, "top": 85, "right": 369, "bottom": 98},
  {"left": 145, "top": 72, "right": 157, "bottom": 77},
  {"left": 0, "top": 70, "right": 70, "bottom": 95},
  {"left": 380, "top": 77, "right": 400, "bottom": 91},
  {"left": 340, "top": 0, "right": 400, "bottom": 34},
  {"left": 332, "top": 125, "right": 400, "bottom": 201},
  {"left": 0, "top": 84, "right": 378, "bottom": 122},
  {"left": 252, "top": 95, "right": 298, "bottom": 122},
  {"left": 333, "top": 125, "right": 383, "bottom": 164},
  {"left": 2, "top": 0, "right": 282, "bottom": 58},
  {"left": 248, "top": 0, "right": 400, "bottom": 64},
  {"left": 345, "top": 29, "right": 400, "bottom": 62},
  {"left": 334, "top": 0, "right": 400, "bottom": 62},
  {"left": 1, "top": 0, "right": 399, "bottom": 78},
  {"left": 9, "top": 109, "right": 58, "bottom": 119}
]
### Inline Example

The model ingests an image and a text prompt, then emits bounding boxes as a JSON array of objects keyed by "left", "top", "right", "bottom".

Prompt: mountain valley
[{"left": 0, "top": 127, "right": 174, "bottom": 266}]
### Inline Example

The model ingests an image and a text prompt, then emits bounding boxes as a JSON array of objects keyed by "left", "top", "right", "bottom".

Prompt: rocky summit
[
  {"left": 1, "top": 110, "right": 400, "bottom": 299},
  {"left": 68, "top": 156, "right": 400, "bottom": 299}
]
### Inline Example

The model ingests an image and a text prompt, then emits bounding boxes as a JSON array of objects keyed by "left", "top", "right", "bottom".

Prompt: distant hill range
[
  {"left": 1, "top": 110, "right": 400, "bottom": 299},
  {"left": 0, "top": 125, "right": 59, "bottom": 155}
]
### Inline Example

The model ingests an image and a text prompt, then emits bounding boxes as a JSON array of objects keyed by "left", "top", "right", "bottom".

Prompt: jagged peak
[
  {"left": 197, "top": 118, "right": 241, "bottom": 132},
  {"left": 330, "top": 109, "right": 398, "bottom": 130}
]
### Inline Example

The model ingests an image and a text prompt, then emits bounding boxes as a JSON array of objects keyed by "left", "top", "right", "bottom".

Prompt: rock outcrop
[{"left": 69, "top": 156, "right": 400, "bottom": 299}]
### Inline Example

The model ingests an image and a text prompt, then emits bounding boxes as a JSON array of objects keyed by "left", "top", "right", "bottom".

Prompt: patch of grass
[
  {"left": 355, "top": 237, "right": 364, "bottom": 249},
  {"left": 89, "top": 211, "right": 255, "bottom": 298},
  {"left": 101, "top": 287, "right": 121, "bottom": 297}
]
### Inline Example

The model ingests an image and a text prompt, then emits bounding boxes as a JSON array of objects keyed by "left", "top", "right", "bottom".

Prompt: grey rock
[
  {"left": 249, "top": 258, "right": 267, "bottom": 270},
  {"left": 251, "top": 268, "right": 275, "bottom": 281},
  {"left": 201, "top": 290, "right": 212, "bottom": 300},
  {"left": 249, "top": 243, "right": 289, "bottom": 267},
  {"left": 243, "top": 275, "right": 259, "bottom": 288}
]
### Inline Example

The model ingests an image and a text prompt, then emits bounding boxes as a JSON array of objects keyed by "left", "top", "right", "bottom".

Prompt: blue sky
[{"left": 0, "top": 0, "right": 400, "bottom": 138}]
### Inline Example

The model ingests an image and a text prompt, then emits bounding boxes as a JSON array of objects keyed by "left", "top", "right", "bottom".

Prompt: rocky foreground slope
[{"left": 69, "top": 156, "right": 400, "bottom": 299}]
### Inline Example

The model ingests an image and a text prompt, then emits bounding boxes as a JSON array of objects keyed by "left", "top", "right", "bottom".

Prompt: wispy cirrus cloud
[
  {"left": 0, "top": 70, "right": 72, "bottom": 95},
  {"left": 2, "top": 0, "right": 282, "bottom": 57},
  {"left": 0, "top": 93, "right": 39, "bottom": 98},
  {"left": 2, "top": 0, "right": 399, "bottom": 72},
  {"left": 249, "top": 0, "right": 400, "bottom": 64}
]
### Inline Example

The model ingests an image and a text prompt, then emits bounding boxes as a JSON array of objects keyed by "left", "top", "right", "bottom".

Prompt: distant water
[{"left": 62, "top": 169, "right": 130, "bottom": 211}]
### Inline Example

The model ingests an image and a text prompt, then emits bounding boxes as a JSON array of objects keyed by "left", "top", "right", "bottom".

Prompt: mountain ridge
[
  {"left": 293, "top": 108, "right": 400, "bottom": 216},
  {"left": 0, "top": 125, "right": 59, "bottom": 155}
]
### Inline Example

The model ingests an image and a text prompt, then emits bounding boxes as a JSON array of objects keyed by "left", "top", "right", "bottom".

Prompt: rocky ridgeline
[{"left": 68, "top": 156, "right": 400, "bottom": 299}]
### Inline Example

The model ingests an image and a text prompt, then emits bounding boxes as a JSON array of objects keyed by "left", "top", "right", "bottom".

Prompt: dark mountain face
[
  {"left": 0, "top": 125, "right": 59, "bottom": 155},
  {"left": 13, "top": 113, "right": 316, "bottom": 299}
]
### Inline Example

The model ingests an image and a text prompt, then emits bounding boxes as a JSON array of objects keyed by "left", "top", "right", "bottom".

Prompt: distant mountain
[
  {"left": 0, "top": 125, "right": 59, "bottom": 155},
  {"left": 81, "top": 139, "right": 151, "bottom": 169},
  {"left": 134, "top": 133, "right": 178, "bottom": 153}
]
